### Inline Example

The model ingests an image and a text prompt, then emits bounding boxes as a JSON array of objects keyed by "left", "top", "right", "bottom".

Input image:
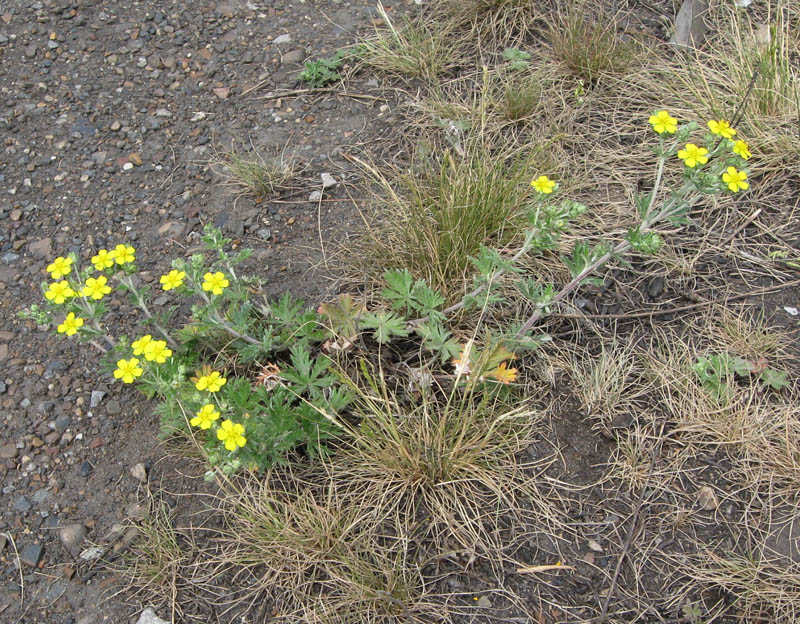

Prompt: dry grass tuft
[
  {"left": 198, "top": 365, "right": 564, "bottom": 622},
  {"left": 210, "top": 143, "right": 298, "bottom": 201},
  {"left": 357, "top": 6, "right": 463, "bottom": 81},
  {"left": 351, "top": 141, "right": 548, "bottom": 299},
  {"left": 547, "top": 3, "right": 640, "bottom": 84},
  {"left": 112, "top": 495, "right": 195, "bottom": 617}
]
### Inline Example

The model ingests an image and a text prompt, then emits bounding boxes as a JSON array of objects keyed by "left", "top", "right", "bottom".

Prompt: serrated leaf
[
  {"left": 381, "top": 268, "right": 416, "bottom": 312},
  {"left": 360, "top": 311, "right": 409, "bottom": 344},
  {"left": 760, "top": 367, "right": 788, "bottom": 391},
  {"left": 415, "top": 320, "right": 461, "bottom": 363}
]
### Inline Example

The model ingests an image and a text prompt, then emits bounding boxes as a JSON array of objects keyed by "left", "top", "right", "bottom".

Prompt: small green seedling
[
  {"left": 502, "top": 47, "right": 531, "bottom": 71},
  {"left": 693, "top": 353, "right": 788, "bottom": 402},
  {"left": 300, "top": 50, "right": 347, "bottom": 87}
]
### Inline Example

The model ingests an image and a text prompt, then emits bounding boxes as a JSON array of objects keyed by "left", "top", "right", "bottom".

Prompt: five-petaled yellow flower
[
  {"left": 732, "top": 140, "right": 751, "bottom": 160},
  {"left": 160, "top": 269, "right": 186, "bottom": 291},
  {"left": 190, "top": 404, "right": 220, "bottom": 430},
  {"left": 217, "top": 419, "right": 246, "bottom": 451},
  {"left": 144, "top": 339, "right": 172, "bottom": 363},
  {"left": 57, "top": 312, "right": 84, "bottom": 337},
  {"left": 47, "top": 256, "right": 73, "bottom": 279},
  {"left": 114, "top": 358, "right": 143, "bottom": 384},
  {"left": 195, "top": 371, "right": 227, "bottom": 392},
  {"left": 707, "top": 119, "right": 736, "bottom": 139},
  {"left": 91, "top": 249, "right": 116, "bottom": 271},
  {"left": 530, "top": 175, "right": 556, "bottom": 194},
  {"left": 202, "top": 271, "right": 229, "bottom": 296},
  {"left": 113, "top": 244, "right": 136, "bottom": 265},
  {"left": 131, "top": 334, "right": 153, "bottom": 356},
  {"left": 677, "top": 143, "right": 709, "bottom": 168},
  {"left": 45, "top": 280, "right": 75, "bottom": 304},
  {"left": 722, "top": 167, "right": 749, "bottom": 193},
  {"left": 490, "top": 362, "right": 518, "bottom": 385},
  {"left": 649, "top": 110, "right": 677, "bottom": 135},
  {"left": 82, "top": 275, "right": 112, "bottom": 300}
]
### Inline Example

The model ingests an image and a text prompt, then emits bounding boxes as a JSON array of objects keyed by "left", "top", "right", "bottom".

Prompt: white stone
[{"left": 137, "top": 608, "right": 169, "bottom": 624}]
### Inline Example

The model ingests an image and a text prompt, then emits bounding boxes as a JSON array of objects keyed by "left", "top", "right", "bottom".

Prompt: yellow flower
[
  {"left": 195, "top": 371, "right": 227, "bottom": 393},
  {"left": 732, "top": 140, "right": 751, "bottom": 160},
  {"left": 722, "top": 166, "right": 749, "bottom": 193},
  {"left": 131, "top": 334, "right": 153, "bottom": 356},
  {"left": 113, "top": 358, "right": 143, "bottom": 384},
  {"left": 648, "top": 110, "right": 677, "bottom": 135},
  {"left": 190, "top": 404, "right": 220, "bottom": 430},
  {"left": 489, "top": 362, "right": 518, "bottom": 384},
  {"left": 46, "top": 256, "right": 73, "bottom": 279},
  {"left": 530, "top": 175, "right": 556, "bottom": 194},
  {"left": 57, "top": 312, "right": 84, "bottom": 337},
  {"left": 82, "top": 275, "right": 112, "bottom": 300},
  {"left": 677, "top": 143, "right": 709, "bottom": 168},
  {"left": 707, "top": 119, "right": 736, "bottom": 139},
  {"left": 202, "top": 271, "right": 229, "bottom": 296},
  {"left": 159, "top": 269, "right": 186, "bottom": 291},
  {"left": 113, "top": 244, "right": 136, "bottom": 265},
  {"left": 45, "top": 280, "right": 75, "bottom": 304},
  {"left": 143, "top": 340, "right": 172, "bottom": 363},
  {"left": 91, "top": 249, "right": 116, "bottom": 271},
  {"left": 217, "top": 419, "right": 246, "bottom": 451}
]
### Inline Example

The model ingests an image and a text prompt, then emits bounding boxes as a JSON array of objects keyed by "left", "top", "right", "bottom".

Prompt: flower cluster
[
  {"left": 649, "top": 111, "right": 751, "bottom": 194},
  {"left": 41, "top": 246, "right": 137, "bottom": 344},
  {"left": 114, "top": 334, "right": 174, "bottom": 383}
]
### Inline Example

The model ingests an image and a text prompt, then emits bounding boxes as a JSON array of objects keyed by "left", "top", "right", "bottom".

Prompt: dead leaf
[{"left": 697, "top": 485, "right": 719, "bottom": 511}]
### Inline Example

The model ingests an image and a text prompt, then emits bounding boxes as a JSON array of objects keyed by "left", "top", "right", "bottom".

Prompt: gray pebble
[
  {"left": 90, "top": 390, "right": 106, "bottom": 408},
  {"left": 19, "top": 543, "right": 43, "bottom": 568}
]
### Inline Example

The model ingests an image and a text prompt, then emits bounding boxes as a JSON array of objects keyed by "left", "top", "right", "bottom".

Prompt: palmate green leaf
[
  {"left": 281, "top": 345, "right": 335, "bottom": 395},
  {"left": 415, "top": 320, "right": 461, "bottom": 363},
  {"left": 382, "top": 268, "right": 415, "bottom": 312},
  {"left": 410, "top": 281, "right": 445, "bottom": 321},
  {"left": 270, "top": 292, "right": 306, "bottom": 327},
  {"left": 469, "top": 246, "right": 517, "bottom": 278},
  {"left": 360, "top": 311, "right": 409, "bottom": 344}
]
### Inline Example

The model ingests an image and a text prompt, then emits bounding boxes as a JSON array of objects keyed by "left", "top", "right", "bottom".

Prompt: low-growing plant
[
  {"left": 21, "top": 110, "right": 765, "bottom": 478},
  {"left": 299, "top": 50, "right": 348, "bottom": 88},
  {"left": 693, "top": 353, "right": 788, "bottom": 403}
]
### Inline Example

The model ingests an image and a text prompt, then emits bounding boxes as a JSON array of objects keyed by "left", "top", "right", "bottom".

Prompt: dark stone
[
  {"left": 79, "top": 461, "right": 93, "bottom": 477},
  {"left": 19, "top": 543, "right": 43, "bottom": 567}
]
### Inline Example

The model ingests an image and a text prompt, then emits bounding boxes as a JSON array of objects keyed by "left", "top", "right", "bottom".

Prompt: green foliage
[
  {"left": 502, "top": 47, "right": 531, "bottom": 71},
  {"left": 299, "top": 51, "right": 346, "bottom": 87},
  {"left": 360, "top": 311, "right": 409, "bottom": 344},
  {"left": 693, "top": 354, "right": 788, "bottom": 403},
  {"left": 24, "top": 113, "right": 786, "bottom": 478},
  {"left": 563, "top": 241, "right": 609, "bottom": 286}
]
